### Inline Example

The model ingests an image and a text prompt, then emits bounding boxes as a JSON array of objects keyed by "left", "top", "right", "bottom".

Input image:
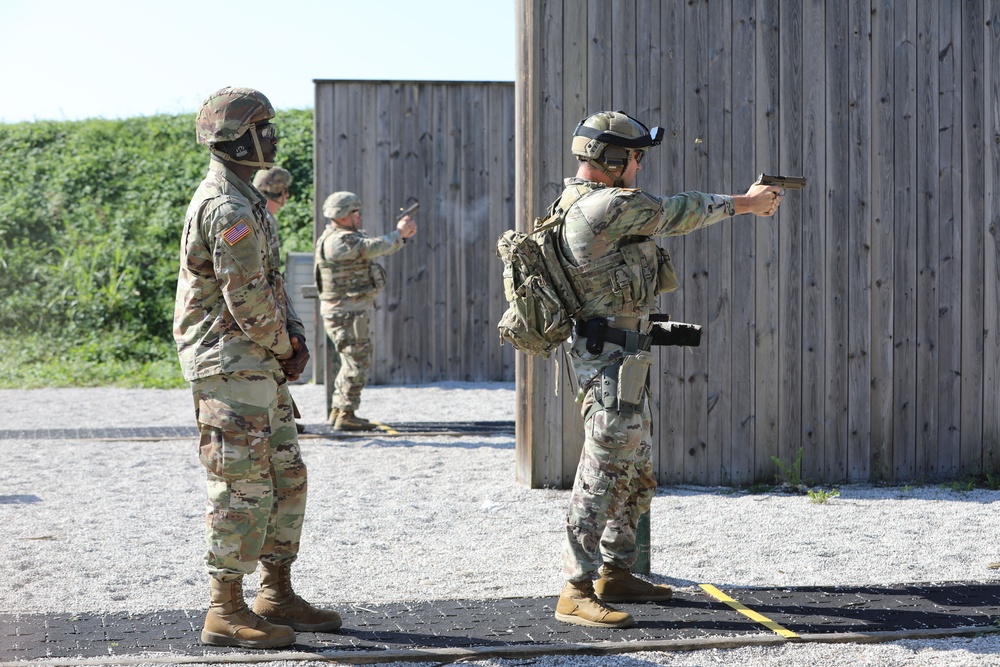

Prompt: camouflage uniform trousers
[
  {"left": 191, "top": 369, "right": 307, "bottom": 581},
  {"left": 561, "top": 374, "right": 656, "bottom": 583},
  {"left": 322, "top": 310, "right": 372, "bottom": 412}
]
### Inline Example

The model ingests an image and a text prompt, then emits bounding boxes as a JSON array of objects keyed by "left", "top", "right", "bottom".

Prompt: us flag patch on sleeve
[{"left": 222, "top": 220, "right": 252, "bottom": 245}]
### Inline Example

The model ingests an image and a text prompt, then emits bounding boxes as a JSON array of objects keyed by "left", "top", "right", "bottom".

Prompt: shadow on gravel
[
  {"left": 0, "top": 426, "right": 198, "bottom": 441},
  {"left": 0, "top": 494, "right": 42, "bottom": 504}
]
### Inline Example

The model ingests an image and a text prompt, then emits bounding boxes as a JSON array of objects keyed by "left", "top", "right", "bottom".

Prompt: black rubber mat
[
  {"left": 708, "top": 583, "right": 1000, "bottom": 634},
  {"left": 2, "top": 582, "right": 998, "bottom": 664},
  {"left": 308, "top": 421, "right": 515, "bottom": 438}
]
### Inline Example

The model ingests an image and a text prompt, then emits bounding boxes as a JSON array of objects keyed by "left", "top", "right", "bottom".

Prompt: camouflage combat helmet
[
  {"left": 253, "top": 167, "right": 292, "bottom": 198},
  {"left": 571, "top": 111, "right": 663, "bottom": 184},
  {"left": 323, "top": 191, "right": 362, "bottom": 220},
  {"left": 196, "top": 86, "right": 276, "bottom": 169}
]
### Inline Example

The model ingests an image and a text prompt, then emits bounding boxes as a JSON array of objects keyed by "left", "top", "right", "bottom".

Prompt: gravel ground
[{"left": 2, "top": 382, "right": 1000, "bottom": 666}]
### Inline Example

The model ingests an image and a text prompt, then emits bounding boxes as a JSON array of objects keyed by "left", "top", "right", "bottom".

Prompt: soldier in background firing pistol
[{"left": 313, "top": 193, "right": 418, "bottom": 430}]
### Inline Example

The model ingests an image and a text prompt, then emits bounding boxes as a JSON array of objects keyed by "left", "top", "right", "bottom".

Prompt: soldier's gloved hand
[{"left": 280, "top": 335, "right": 310, "bottom": 382}]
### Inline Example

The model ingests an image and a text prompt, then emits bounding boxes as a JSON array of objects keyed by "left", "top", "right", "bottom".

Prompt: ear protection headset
[
  {"left": 219, "top": 132, "right": 256, "bottom": 161},
  {"left": 212, "top": 122, "right": 275, "bottom": 169}
]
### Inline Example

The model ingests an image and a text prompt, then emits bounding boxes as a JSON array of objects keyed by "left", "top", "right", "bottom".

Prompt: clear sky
[{"left": 0, "top": 0, "right": 516, "bottom": 124}]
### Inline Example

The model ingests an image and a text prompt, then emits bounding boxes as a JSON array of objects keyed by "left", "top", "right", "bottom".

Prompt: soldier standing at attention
[
  {"left": 314, "top": 192, "right": 417, "bottom": 430},
  {"left": 553, "top": 111, "right": 783, "bottom": 629},
  {"left": 253, "top": 166, "right": 306, "bottom": 433},
  {"left": 173, "top": 86, "right": 342, "bottom": 649}
]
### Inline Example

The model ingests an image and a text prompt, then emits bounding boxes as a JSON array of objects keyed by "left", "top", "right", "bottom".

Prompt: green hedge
[{"left": 0, "top": 109, "right": 315, "bottom": 388}]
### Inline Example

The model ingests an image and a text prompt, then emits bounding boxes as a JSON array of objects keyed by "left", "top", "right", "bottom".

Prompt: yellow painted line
[
  {"left": 699, "top": 584, "right": 800, "bottom": 639},
  {"left": 369, "top": 421, "right": 398, "bottom": 435}
]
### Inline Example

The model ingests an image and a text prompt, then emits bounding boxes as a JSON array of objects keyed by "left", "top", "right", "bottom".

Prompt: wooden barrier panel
[
  {"left": 515, "top": 0, "right": 1000, "bottom": 487},
  {"left": 313, "top": 80, "right": 516, "bottom": 385}
]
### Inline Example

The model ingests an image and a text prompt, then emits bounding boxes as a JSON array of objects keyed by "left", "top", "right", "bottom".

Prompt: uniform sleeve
[
  {"left": 206, "top": 202, "right": 292, "bottom": 358},
  {"left": 265, "top": 210, "right": 306, "bottom": 342},
  {"left": 640, "top": 191, "right": 736, "bottom": 237},
  {"left": 324, "top": 229, "right": 406, "bottom": 261},
  {"left": 281, "top": 280, "right": 306, "bottom": 340}
]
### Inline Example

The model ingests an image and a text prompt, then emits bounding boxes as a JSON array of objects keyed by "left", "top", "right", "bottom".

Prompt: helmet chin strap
[{"left": 587, "top": 156, "right": 628, "bottom": 188}]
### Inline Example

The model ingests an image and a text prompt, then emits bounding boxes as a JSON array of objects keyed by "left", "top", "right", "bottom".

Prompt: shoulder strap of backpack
[{"left": 529, "top": 183, "right": 594, "bottom": 236}]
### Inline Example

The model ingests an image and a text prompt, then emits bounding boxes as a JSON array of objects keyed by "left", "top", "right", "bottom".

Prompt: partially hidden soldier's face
[
  {"left": 255, "top": 122, "right": 279, "bottom": 165},
  {"left": 336, "top": 208, "right": 362, "bottom": 230},
  {"left": 623, "top": 150, "right": 643, "bottom": 187},
  {"left": 347, "top": 209, "right": 362, "bottom": 229},
  {"left": 264, "top": 190, "right": 288, "bottom": 213}
]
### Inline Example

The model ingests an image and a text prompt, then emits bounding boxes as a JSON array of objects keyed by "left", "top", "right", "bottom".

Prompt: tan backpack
[{"left": 495, "top": 191, "right": 587, "bottom": 358}]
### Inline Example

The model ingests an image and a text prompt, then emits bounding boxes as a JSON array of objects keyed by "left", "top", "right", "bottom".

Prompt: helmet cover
[
  {"left": 571, "top": 111, "right": 661, "bottom": 164},
  {"left": 323, "top": 191, "right": 362, "bottom": 220},
  {"left": 196, "top": 86, "right": 275, "bottom": 146},
  {"left": 253, "top": 167, "right": 292, "bottom": 195}
]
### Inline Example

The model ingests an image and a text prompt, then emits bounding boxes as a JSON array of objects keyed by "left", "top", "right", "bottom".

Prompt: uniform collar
[
  {"left": 564, "top": 176, "right": 608, "bottom": 189},
  {"left": 209, "top": 160, "right": 266, "bottom": 207}
]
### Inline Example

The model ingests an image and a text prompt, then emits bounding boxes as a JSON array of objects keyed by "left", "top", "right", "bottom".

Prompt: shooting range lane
[
  {"left": 2, "top": 582, "right": 999, "bottom": 664},
  {"left": 5, "top": 385, "right": 1000, "bottom": 666},
  {"left": 699, "top": 584, "right": 800, "bottom": 639}
]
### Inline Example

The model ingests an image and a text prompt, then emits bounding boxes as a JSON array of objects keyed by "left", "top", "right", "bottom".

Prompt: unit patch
[{"left": 222, "top": 220, "right": 252, "bottom": 245}]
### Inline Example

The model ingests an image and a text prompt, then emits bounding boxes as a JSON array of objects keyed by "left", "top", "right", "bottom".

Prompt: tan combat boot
[
  {"left": 554, "top": 579, "right": 634, "bottom": 628},
  {"left": 327, "top": 407, "right": 341, "bottom": 425},
  {"left": 334, "top": 409, "right": 376, "bottom": 431},
  {"left": 201, "top": 577, "right": 296, "bottom": 648},
  {"left": 252, "top": 561, "right": 343, "bottom": 632},
  {"left": 593, "top": 563, "right": 673, "bottom": 603}
]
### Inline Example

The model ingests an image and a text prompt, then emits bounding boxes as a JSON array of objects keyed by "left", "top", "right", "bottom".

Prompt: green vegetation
[
  {"left": 985, "top": 473, "right": 1000, "bottom": 491},
  {"left": 0, "top": 110, "right": 315, "bottom": 388},
  {"left": 771, "top": 447, "right": 806, "bottom": 492},
  {"left": 0, "top": 332, "right": 181, "bottom": 388},
  {"left": 739, "top": 448, "right": 841, "bottom": 503},
  {"left": 807, "top": 488, "right": 840, "bottom": 504},
  {"left": 946, "top": 478, "right": 976, "bottom": 494}
]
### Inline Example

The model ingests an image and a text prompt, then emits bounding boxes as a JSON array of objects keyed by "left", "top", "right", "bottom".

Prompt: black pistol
[
  {"left": 755, "top": 173, "right": 807, "bottom": 189},
  {"left": 396, "top": 200, "right": 420, "bottom": 221}
]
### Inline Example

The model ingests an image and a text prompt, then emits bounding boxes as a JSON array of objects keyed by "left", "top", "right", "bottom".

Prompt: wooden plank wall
[
  {"left": 515, "top": 0, "right": 1000, "bottom": 487},
  {"left": 313, "top": 80, "right": 515, "bottom": 385}
]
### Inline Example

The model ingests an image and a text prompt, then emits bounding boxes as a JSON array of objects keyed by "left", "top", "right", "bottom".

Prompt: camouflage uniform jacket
[
  {"left": 560, "top": 176, "right": 735, "bottom": 320},
  {"left": 173, "top": 160, "right": 303, "bottom": 381},
  {"left": 314, "top": 224, "right": 405, "bottom": 312},
  {"left": 559, "top": 177, "right": 735, "bottom": 387}
]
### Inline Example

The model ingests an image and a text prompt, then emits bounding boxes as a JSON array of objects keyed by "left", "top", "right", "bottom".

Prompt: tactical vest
[
  {"left": 555, "top": 184, "right": 679, "bottom": 321},
  {"left": 314, "top": 226, "right": 387, "bottom": 301}
]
